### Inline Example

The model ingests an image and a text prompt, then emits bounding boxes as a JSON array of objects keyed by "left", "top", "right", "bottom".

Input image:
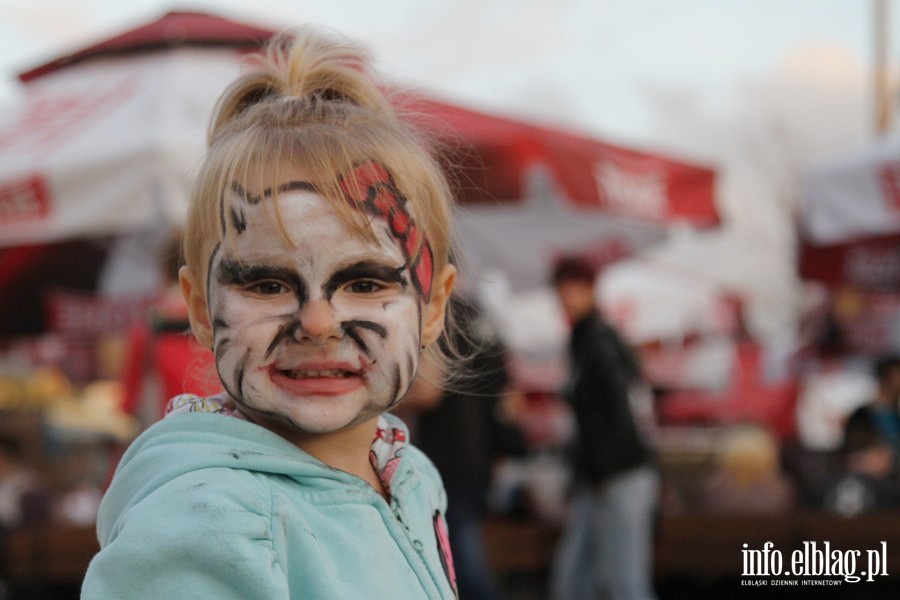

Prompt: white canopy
[{"left": 0, "top": 48, "right": 246, "bottom": 247}]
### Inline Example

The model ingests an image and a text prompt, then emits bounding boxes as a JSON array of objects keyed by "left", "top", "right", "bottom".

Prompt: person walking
[{"left": 549, "top": 256, "right": 658, "bottom": 600}]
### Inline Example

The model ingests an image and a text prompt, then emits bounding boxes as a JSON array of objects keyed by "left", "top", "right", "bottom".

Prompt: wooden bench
[
  {"left": 484, "top": 511, "right": 900, "bottom": 581},
  {"left": 5, "top": 526, "right": 98, "bottom": 587}
]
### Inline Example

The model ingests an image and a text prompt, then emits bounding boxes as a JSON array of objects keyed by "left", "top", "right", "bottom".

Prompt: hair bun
[{"left": 209, "top": 26, "right": 393, "bottom": 143}]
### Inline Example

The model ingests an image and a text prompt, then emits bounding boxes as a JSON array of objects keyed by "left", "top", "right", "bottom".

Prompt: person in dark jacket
[
  {"left": 827, "top": 355, "right": 900, "bottom": 515},
  {"left": 549, "top": 256, "right": 658, "bottom": 600}
]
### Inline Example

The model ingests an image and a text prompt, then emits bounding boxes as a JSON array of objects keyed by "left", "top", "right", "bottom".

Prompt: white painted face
[{"left": 206, "top": 185, "right": 423, "bottom": 436}]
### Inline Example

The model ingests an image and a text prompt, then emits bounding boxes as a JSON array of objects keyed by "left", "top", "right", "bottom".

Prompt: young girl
[{"left": 82, "top": 27, "right": 458, "bottom": 599}]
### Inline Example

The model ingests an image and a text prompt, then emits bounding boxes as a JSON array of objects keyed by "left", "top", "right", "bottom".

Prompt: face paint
[
  {"left": 339, "top": 162, "right": 434, "bottom": 302},
  {"left": 206, "top": 186, "right": 423, "bottom": 436}
]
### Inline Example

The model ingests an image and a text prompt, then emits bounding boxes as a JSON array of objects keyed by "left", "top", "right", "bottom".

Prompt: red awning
[
  {"left": 403, "top": 95, "right": 719, "bottom": 224},
  {"left": 16, "top": 10, "right": 719, "bottom": 228},
  {"left": 18, "top": 11, "right": 272, "bottom": 83},
  {"left": 799, "top": 232, "right": 900, "bottom": 290}
]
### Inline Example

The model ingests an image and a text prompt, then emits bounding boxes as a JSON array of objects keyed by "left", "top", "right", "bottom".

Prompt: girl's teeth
[{"left": 289, "top": 369, "right": 348, "bottom": 378}]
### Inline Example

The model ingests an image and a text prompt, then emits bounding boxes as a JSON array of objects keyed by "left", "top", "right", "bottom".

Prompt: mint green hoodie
[{"left": 81, "top": 409, "right": 458, "bottom": 599}]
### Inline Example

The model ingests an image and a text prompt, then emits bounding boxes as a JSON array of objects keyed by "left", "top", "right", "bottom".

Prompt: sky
[{"left": 0, "top": 0, "right": 894, "bottom": 157}]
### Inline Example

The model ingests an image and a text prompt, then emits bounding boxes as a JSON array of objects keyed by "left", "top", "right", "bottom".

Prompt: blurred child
[
  {"left": 700, "top": 424, "right": 795, "bottom": 515},
  {"left": 119, "top": 232, "right": 221, "bottom": 426},
  {"left": 82, "top": 26, "right": 458, "bottom": 599}
]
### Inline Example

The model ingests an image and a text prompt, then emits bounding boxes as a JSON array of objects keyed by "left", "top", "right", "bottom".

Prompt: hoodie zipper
[
  {"left": 382, "top": 477, "right": 452, "bottom": 598},
  {"left": 390, "top": 495, "right": 426, "bottom": 553}
]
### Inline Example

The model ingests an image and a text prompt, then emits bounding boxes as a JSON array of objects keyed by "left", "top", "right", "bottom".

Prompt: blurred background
[{"left": 0, "top": 1, "right": 899, "bottom": 598}]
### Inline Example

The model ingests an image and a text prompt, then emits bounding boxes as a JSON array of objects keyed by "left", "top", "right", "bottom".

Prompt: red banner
[
  {"left": 45, "top": 291, "right": 157, "bottom": 337},
  {"left": 800, "top": 233, "right": 900, "bottom": 290}
]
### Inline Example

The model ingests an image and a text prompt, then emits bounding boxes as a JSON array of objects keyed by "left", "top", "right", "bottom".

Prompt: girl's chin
[
  {"left": 238, "top": 391, "right": 387, "bottom": 436},
  {"left": 241, "top": 405, "right": 352, "bottom": 434}
]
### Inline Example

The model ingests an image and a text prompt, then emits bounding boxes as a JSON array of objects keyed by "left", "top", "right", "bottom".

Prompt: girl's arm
[{"left": 82, "top": 468, "right": 288, "bottom": 599}]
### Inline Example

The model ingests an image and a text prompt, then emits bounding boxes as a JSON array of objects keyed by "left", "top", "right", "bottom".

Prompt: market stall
[
  {"left": 792, "top": 135, "right": 900, "bottom": 450},
  {"left": 799, "top": 134, "right": 900, "bottom": 355}
]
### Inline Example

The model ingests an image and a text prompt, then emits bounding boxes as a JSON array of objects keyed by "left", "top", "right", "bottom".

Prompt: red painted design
[
  {"left": 389, "top": 209, "right": 411, "bottom": 238},
  {"left": 403, "top": 227, "right": 421, "bottom": 259},
  {"left": 413, "top": 243, "right": 434, "bottom": 302},
  {"left": 339, "top": 162, "right": 392, "bottom": 202},
  {"left": 339, "top": 162, "right": 434, "bottom": 301},
  {"left": 371, "top": 187, "right": 396, "bottom": 216}
]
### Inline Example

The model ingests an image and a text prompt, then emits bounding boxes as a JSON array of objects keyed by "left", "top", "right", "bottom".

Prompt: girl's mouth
[
  {"left": 268, "top": 365, "right": 364, "bottom": 396},
  {"left": 281, "top": 368, "right": 355, "bottom": 379}
]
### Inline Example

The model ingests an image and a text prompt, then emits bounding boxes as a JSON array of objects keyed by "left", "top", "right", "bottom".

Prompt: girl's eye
[
  {"left": 347, "top": 280, "right": 384, "bottom": 294},
  {"left": 250, "top": 281, "right": 288, "bottom": 295}
]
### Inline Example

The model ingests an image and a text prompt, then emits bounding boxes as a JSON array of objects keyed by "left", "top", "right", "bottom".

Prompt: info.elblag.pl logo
[{"left": 741, "top": 541, "right": 889, "bottom": 587}]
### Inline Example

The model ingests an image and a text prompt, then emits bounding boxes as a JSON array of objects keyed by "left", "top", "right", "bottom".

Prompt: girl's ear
[
  {"left": 422, "top": 264, "right": 456, "bottom": 345},
  {"left": 179, "top": 266, "right": 214, "bottom": 348}
]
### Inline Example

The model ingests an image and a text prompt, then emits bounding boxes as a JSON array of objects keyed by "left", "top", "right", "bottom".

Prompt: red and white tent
[
  {"left": 0, "top": 11, "right": 720, "bottom": 331},
  {"left": 0, "top": 12, "right": 271, "bottom": 248},
  {"left": 799, "top": 135, "right": 900, "bottom": 290},
  {"left": 799, "top": 136, "right": 900, "bottom": 355}
]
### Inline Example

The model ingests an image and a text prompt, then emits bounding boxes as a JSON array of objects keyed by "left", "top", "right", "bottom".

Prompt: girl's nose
[{"left": 298, "top": 299, "right": 341, "bottom": 342}]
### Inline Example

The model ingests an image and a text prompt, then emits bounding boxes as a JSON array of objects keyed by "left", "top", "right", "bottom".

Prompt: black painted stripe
[
  {"left": 266, "top": 320, "right": 302, "bottom": 359},
  {"left": 342, "top": 320, "right": 388, "bottom": 339}
]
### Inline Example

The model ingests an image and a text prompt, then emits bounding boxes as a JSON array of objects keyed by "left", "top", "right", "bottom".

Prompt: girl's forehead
[
  {"left": 273, "top": 190, "right": 342, "bottom": 224},
  {"left": 223, "top": 191, "right": 403, "bottom": 265},
  {"left": 262, "top": 191, "right": 372, "bottom": 240}
]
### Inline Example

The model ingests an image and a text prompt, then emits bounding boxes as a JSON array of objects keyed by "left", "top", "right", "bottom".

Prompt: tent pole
[{"left": 874, "top": 0, "right": 892, "bottom": 134}]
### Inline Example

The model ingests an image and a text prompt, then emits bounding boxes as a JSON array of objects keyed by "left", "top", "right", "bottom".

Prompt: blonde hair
[{"left": 183, "top": 27, "right": 456, "bottom": 364}]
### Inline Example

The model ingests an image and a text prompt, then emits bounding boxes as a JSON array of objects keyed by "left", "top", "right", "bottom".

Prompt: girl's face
[{"left": 203, "top": 185, "right": 425, "bottom": 436}]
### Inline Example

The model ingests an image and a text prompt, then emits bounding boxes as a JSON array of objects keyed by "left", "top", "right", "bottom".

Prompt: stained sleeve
[{"left": 81, "top": 468, "right": 288, "bottom": 600}]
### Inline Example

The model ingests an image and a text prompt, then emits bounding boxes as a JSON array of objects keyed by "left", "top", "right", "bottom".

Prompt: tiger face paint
[{"left": 206, "top": 182, "right": 425, "bottom": 437}]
